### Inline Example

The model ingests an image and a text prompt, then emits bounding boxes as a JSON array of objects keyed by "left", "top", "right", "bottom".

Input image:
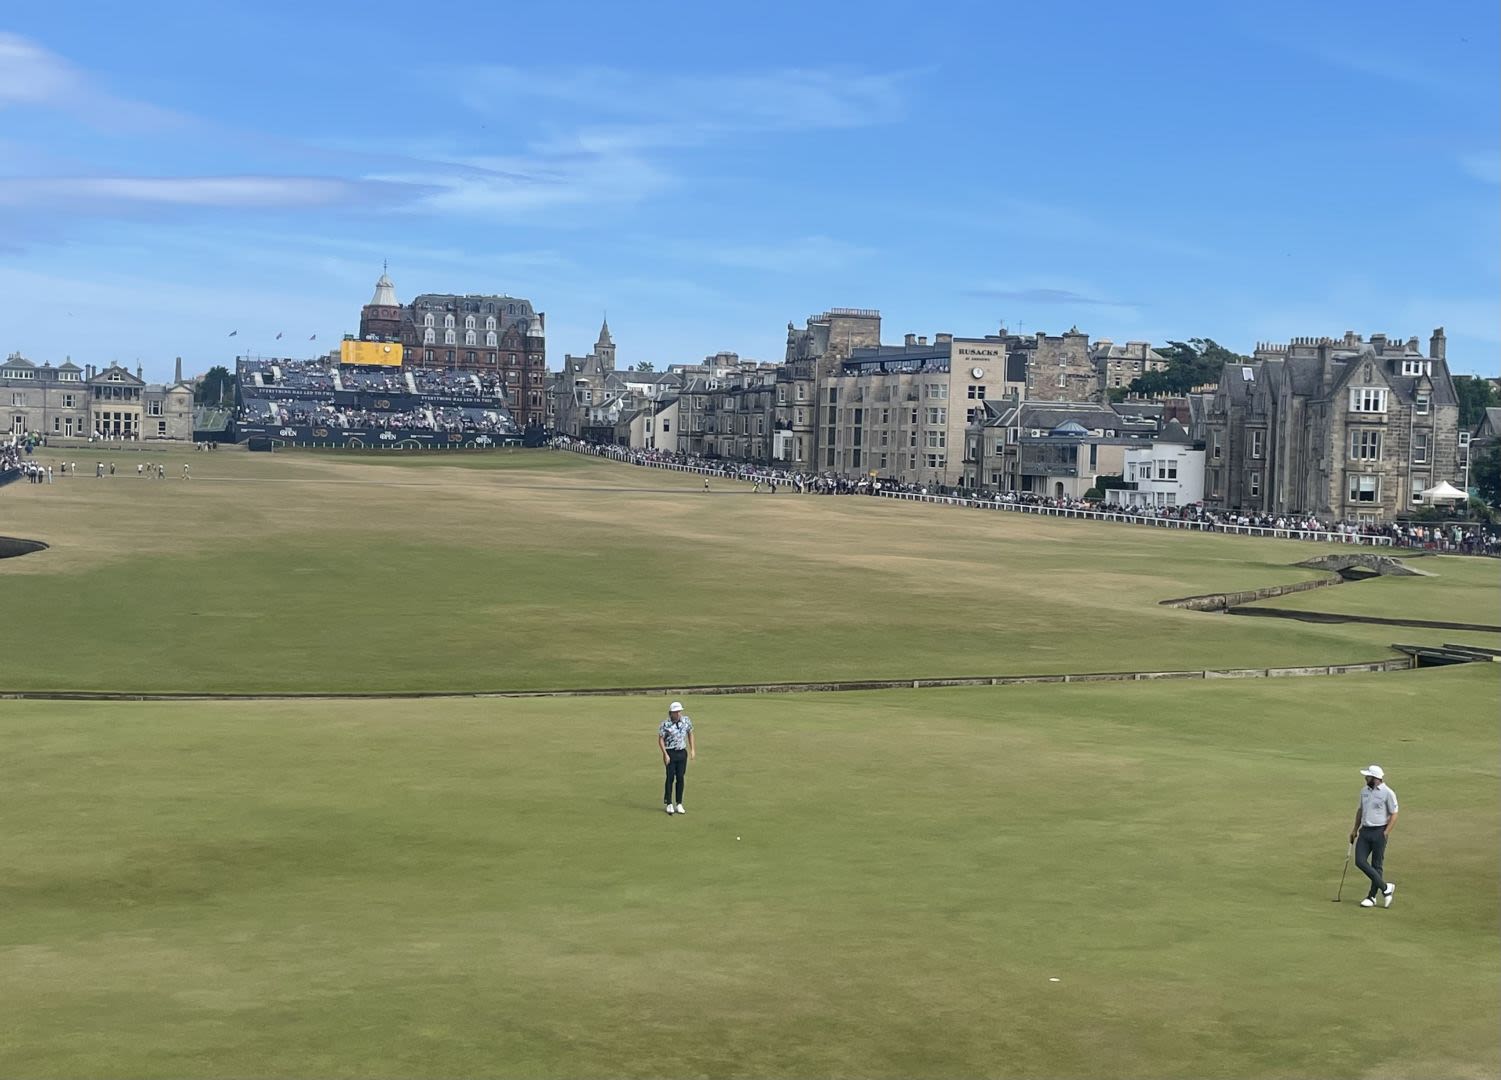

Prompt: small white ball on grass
[{"left": 1049, "top": 978, "right": 1060, "bottom": 983}]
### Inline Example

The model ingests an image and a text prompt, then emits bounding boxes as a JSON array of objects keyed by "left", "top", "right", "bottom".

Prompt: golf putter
[{"left": 1332, "top": 842, "right": 1353, "bottom": 902}]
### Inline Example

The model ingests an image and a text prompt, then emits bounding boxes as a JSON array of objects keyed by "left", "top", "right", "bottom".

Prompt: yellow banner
[{"left": 340, "top": 340, "right": 403, "bottom": 367}]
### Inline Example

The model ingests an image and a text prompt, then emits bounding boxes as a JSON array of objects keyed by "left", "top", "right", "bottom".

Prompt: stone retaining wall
[
  {"left": 1161, "top": 574, "right": 1340, "bottom": 611},
  {"left": 0, "top": 658, "right": 1415, "bottom": 703}
]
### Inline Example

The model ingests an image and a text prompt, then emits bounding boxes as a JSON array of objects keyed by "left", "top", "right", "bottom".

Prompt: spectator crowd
[{"left": 554, "top": 437, "right": 1498, "bottom": 555}]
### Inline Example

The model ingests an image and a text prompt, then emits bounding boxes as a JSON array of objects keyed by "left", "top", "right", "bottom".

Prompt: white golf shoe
[
  {"left": 675, "top": 804, "right": 686, "bottom": 815},
  {"left": 1383, "top": 883, "right": 1396, "bottom": 907},
  {"left": 664, "top": 804, "right": 675, "bottom": 815},
  {"left": 1359, "top": 897, "right": 1376, "bottom": 907}
]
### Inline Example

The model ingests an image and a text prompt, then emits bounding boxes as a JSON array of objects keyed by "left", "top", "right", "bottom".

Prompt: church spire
[{"left": 597, "top": 313, "right": 612, "bottom": 347}]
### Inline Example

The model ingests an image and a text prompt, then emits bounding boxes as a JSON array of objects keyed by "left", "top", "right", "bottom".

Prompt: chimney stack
[
  {"left": 904, "top": 333, "right": 916, "bottom": 347},
  {"left": 917, "top": 335, "right": 928, "bottom": 346},
  {"left": 136, "top": 363, "right": 143, "bottom": 379},
  {"left": 935, "top": 332, "right": 953, "bottom": 344},
  {"left": 1429, "top": 327, "right": 1446, "bottom": 361},
  {"left": 174, "top": 356, "right": 183, "bottom": 383}
]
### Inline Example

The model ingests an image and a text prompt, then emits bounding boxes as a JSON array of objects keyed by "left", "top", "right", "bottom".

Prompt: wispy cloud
[
  {"left": 967, "top": 285, "right": 1132, "bottom": 307},
  {"left": 1458, "top": 151, "right": 1500, "bottom": 185},
  {"left": 373, "top": 149, "right": 671, "bottom": 216},
  {"left": 0, "top": 32, "right": 179, "bottom": 129},
  {"left": 701, "top": 235, "right": 874, "bottom": 273},
  {"left": 0, "top": 175, "right": 425, "bottom": 210},
  {"left": 460, "top": 66, "right": 911, "bottom": 138}
]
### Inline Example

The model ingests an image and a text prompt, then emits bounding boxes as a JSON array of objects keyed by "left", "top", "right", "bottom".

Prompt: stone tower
[{"left": 594, "top": 316, "right": 617, "bottom": 372}]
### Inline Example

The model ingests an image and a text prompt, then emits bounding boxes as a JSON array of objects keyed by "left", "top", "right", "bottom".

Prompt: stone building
[
  {"left": 965, "top": 400, "right": 1159, "bottom": 496},
  {"left": 355, "top": 269, "right": 548, "bottom": 430},
  {"left": 818, "top": 332, "right": 1027, "bottom": 485},
  {"left": 1202, "top": 329, "right": 1460, "bottom": 521},
  {"left": 778, "top": 309, "right": 883, "bottom": 467},
  {"left": 2, "top": 354, "right": 195, "bottom": 440},
  {"left": 1023, "top": 327, "right": 1098, "bottom": 403},
  {"left": 1092, "top": 339, "right": 1170, "bottom": 392}
]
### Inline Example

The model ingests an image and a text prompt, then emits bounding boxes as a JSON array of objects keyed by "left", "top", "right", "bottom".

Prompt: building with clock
[{"left": 815, "top": 332, "right": 1028, "bottom": 486}]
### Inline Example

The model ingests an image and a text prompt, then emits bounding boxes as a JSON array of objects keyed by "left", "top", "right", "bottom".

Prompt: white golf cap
[
  {"left": 1360, "top": 764, "right": 1385, "bottom": 779},
  {"left": 669, "top": 701, "right": 684, "bottom": 712}
]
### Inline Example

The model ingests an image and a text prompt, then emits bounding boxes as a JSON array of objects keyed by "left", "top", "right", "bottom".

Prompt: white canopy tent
[{"left": 1419, "top": 480, "right": 1467, "bottom": 503}]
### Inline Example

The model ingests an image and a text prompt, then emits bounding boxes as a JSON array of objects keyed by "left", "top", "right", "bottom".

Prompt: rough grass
[
  {"left": 2, "top": 446, "right": 1494, "bottom": 694},
  {"left": 1, "top": 668, "right": 1496, "bottom": 1079}
]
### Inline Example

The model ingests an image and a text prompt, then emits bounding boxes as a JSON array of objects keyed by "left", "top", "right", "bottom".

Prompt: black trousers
[
  {"left": 663, "top": 748, "right": 687, "bottom": 805},
  {"left": 1355, "top": 825, "right": 1389, "bottom": 898}
]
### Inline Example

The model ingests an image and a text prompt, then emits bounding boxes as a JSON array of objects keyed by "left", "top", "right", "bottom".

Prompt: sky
[{"left": 0, "top": 0, "right": 1497, "bottom": 381}]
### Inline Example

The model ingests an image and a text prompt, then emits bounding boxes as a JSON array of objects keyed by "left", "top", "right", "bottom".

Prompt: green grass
[
  {"left": 2, "top": 668, "right": 1496, "bottom": 1079},
  {"left": 1251, "top": 555, "right": 1501, "bottom": 626},
  {"left": 3, "top": 445, "right": 1498, "bottom": 1077},
  {"left": 2, "top": 447, "right": 1495, "bottom": 693}
]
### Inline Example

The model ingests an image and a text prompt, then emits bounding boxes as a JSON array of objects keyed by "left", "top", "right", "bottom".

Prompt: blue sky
[{"left": 1, "top": 0, "right": 1496, "bottom": 381}]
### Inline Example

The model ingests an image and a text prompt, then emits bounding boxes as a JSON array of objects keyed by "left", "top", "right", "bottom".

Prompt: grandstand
[{"left": 232, "top": 357, "right": 522, "bottom": 449}]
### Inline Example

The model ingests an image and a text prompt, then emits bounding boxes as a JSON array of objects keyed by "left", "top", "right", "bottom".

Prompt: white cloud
[
  {"left": 0, "top": 32, "right": 179, "bottom": 128},
  {"left": 460, "top": 66, "right": 911, "bottom": 136},
  {"left": 1459, "top": 151, "right": 1500, "bottom": 185},
  {"left": 966, "top": 284, "right": 1132, "bottom": 308},
  {"left": 374, "top": 148, "right": 671, "bottom": 217},
  {"left": 0, "top": 175, "right": 420, "bottom": 210}
]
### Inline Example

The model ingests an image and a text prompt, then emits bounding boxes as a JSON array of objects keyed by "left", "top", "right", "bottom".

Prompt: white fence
[
  {"left": 874, "top": 489, "right": 1395, "bottom": 545},
  {"left": 558, "top": 442, "right": 1396, "bottom": 547}
]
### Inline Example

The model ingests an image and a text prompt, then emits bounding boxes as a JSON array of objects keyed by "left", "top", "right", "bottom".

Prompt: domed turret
[{"left": 369, "top": 268, "right": 397, "bottom": 307}]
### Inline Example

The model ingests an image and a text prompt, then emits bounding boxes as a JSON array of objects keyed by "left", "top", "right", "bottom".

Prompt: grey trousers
[{"left": 1355, "top": 825, "right": 1388, "bottom": 898}]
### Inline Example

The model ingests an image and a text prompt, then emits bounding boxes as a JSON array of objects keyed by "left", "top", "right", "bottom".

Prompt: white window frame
[
  {"left": 1347, "top": 474, "right": 1379, "bottom": 503},
  {"left": 1349, "top": 430, "right": 1382, "bottom": 461},
  {"left": 1349, "top": 387, "right": 1388, "bottom": 414}
]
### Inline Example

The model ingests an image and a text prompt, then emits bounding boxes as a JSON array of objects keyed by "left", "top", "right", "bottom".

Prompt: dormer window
[
  {"left": 423, "top": 313, "right": 434, "bottom": 327},
  {"left": 1401, "top": 359, "right": 1429, "bottom": 377}
]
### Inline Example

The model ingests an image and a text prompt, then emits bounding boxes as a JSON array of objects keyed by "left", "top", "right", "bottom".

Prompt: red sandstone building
[{"left": 357, "top": 268, "right": 548, "bottom": 429}]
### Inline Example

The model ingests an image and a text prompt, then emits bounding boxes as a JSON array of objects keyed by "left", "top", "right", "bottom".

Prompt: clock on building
[{"left": 971, "top": 367, "right": 985, "bottom": 379}]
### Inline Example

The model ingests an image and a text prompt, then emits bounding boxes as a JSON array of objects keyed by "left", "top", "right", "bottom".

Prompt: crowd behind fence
[{"left": 554, "top": 437, "right": 1498, "bottom": 554}]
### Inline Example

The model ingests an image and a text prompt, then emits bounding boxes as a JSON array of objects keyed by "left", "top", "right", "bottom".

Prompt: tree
[
  {"left": 1453, "top": 375, "right": 1498, "bottom": 431},
  {"left": 1126, "top": 338, "right": 1248, "bottom": 397},
  {"left": 1472, "top": 442, "right": 1501, "bottom": 509},
  {"left": 195, "top": 365, "right": 236, "bottom": 406},
  {"left": 633, "top": 361, "right": 656, "bottom": 372}
]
